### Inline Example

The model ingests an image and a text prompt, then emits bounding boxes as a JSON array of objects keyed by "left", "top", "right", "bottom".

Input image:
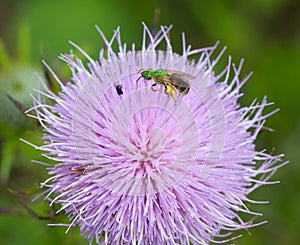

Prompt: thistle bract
[{"left": 26, "top": 24, "right": 286, "bottom": 244}]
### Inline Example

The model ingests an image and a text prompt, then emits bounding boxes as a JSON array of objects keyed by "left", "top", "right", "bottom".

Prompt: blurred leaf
[
  {"left": 0, "top": 139, "right": 16, "bottom": 183},
  {"left": 0, "top": 39, "right": 12, "bottom": 69},
  {"left": 18, "top": 21, "right": 31, "bottom": 63},
  {"left": 12, "top": 0, "right": 148, "bottom": 62},
  {"left": 0, "top": 90, "right": 33, "bottom": 131},
  {"left": 0, "top": 65, "right": 42, "bottom": 106}
]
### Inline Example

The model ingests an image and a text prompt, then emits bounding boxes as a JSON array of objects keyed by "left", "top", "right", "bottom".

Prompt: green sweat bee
[{"left": 137, "top": 69, "right": 195, "bottom": 102}]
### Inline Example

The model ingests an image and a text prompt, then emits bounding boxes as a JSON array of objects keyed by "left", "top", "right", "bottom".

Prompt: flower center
[
  {"left": 133, "top": 127, "right": 166, "bottom": 161},
  {"left": 114, "top": 107, "right": 182, "bottom": 177}
]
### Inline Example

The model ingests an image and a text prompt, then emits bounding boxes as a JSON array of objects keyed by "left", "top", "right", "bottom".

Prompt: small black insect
[{"left": 115, "top": 84, "right": 123, "bottom": 95}]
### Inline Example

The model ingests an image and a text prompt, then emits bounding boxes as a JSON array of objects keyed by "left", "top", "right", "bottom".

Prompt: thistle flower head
[{"left": 26, "top": 24, "right": 286, "bottom": 244}]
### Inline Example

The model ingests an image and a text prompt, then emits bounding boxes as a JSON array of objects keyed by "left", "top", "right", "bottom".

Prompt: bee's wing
[
  {"left": 162, "top": 69, "right": 196, "bottom": 80},
  {"left": 154, "top": 75, "right": 177, "bottom": 86},
  {"left": 157, "top": 74, "right": 190, "bottom": 90},
  {"left": 169, "top": 74, "right": 190, "bottom": 87}
]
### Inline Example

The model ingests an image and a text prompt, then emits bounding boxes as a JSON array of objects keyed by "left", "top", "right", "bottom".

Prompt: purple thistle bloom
[{"left": 25, "top": 24, "right": 287, "bottom": 244}]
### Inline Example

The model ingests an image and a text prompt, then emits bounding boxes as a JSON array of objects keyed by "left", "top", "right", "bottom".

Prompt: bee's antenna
[
  {"left": 136, "top": 69, "right": 144, "bottom": 82},
  {"left": 136, "top": 75, "right": 143, "bottom": 83}
]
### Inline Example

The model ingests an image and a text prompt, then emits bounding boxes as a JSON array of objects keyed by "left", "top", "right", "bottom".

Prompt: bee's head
[
  {"left": 141, "top": 69, "right": 153, "bottom": 80},
  {"left": 137, "top": 69, "right": 153, "bottom": 82}
]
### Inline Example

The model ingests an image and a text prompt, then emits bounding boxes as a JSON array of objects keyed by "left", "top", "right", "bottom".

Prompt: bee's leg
[
  {"left": 151, "top": 83, "right": 159, "bottom": 92},
  {"left": 165, "top": 85, "right": 177, "bottom": 103},
  {"left": 163, "top": 84, "right": 168, "bottom": 95}
]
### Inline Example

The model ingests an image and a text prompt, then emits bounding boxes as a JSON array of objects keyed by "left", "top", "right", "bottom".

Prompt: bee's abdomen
[{"left": 176, "top": 86, "right": 190, "bottom": 94}]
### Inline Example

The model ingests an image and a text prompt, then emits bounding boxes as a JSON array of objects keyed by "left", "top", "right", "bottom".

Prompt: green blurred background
[{"left": 0, "top": 0, "right": 299, "bottom": 244}]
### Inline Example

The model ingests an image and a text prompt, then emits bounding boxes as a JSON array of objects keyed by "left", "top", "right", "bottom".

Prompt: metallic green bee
[{"left": 137, "top": 69, "right": 195, "bottom": 102}]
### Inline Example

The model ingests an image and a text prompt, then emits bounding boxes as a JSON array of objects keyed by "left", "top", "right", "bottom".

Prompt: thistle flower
[{"left": 25, "top": 24, "right": 286, "bottom": 244}]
